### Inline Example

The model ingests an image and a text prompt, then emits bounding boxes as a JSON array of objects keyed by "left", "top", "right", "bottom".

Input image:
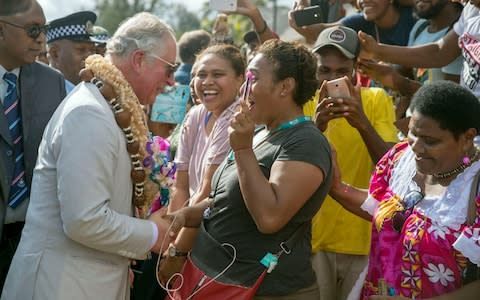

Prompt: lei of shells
[{"left": 80, "top": 54, "right": 157, "bottom": 218}]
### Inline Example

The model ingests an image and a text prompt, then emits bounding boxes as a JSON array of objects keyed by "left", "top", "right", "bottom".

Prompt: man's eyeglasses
[
  {"left": 392, "top": 190, "right": 424, "bottom": 233},
  {"left": 0, "top": 19, "right": 49, "bottom": 40},
  {"left": 148, "top": 53, "right": 179, "bottom": 77}
]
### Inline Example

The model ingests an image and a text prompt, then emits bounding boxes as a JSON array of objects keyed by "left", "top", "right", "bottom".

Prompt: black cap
[
  {"left": 47, "top": 11, "right": 97, "bottom": 43},
  {"left": 312, "top": 26, "right": 360, "bottom": 59}
]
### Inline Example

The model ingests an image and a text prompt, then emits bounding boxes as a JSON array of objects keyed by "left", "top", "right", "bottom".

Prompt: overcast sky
[{"left": 38, "top": 0, "right": 293, "bottom": 21}]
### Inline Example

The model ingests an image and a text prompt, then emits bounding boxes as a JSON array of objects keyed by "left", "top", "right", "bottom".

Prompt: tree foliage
[
  {"left": 94, "top": 0, "right": 165, "bottom": 34},
  {"left": 94, "top": 0, "right": 270, "bottom": 45}
]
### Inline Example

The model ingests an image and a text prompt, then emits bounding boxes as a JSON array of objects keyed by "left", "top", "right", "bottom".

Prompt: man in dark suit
[{"left": 0, "top": 0, "right": 66, "bottom": 290}]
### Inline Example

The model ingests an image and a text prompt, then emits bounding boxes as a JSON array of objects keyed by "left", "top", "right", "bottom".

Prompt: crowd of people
[{"left": 0, "top": 0, "right": 479, "bottom": 299}]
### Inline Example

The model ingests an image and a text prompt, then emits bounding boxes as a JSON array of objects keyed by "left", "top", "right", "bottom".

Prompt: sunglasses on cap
[
  {"left": 0, "top": 19, "right": 49, "bottom": 39},
  {"left": 391, "top": 190, "right": 424, "bottom": 233}
]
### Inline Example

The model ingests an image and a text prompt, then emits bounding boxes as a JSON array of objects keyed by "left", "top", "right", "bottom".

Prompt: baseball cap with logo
[{"left": 312, "top": 26, "right": 360, "bottom": 59}]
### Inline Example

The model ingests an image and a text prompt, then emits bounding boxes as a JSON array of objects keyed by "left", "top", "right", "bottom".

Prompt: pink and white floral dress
[{"left": 357, "top": 141, "right": 480, "bottom": 299}]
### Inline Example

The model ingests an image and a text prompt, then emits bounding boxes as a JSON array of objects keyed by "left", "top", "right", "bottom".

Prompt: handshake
[
  {"left": 146, "top": 199, "right": 208, "bottom": 253},
  {"left": 147, "top": 208, "right": 186, "bottom": 253}
]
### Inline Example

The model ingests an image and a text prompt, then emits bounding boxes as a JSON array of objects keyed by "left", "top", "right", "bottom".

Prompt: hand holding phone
[
  {"left": 241, "top": 71, "right": 253, "bottom": 105},
  {"left": 326, "top": 77, "right": 351, "bottom": 98},
  {"left": 292, "top": 6, "right": 323, "bottom": 27}
]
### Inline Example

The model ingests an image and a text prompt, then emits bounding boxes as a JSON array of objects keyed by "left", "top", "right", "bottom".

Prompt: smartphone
[
  {"left": 293, "top": 6, "right": 323, "bottom": 27},
  {"left": 210, "top": 0, "right": 237, "bottom": 11},
  {"left": 326, "top": 77, "right": 351, "bottom": 98},
  {"left": 242, "top": 71, "right": 253, "bottom": 102}
]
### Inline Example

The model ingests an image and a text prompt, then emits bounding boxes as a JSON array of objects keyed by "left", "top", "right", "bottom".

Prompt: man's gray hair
[{"left": 106, "top": 12, "right": 176, "bottom": 59}]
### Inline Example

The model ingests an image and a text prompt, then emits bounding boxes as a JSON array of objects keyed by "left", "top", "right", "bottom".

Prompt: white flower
[
  {"left": 403, "top": 241, "right": 418, "bottom": 262},
  {"left": 427, "top": 223, "right": 450, "bottom": 240},
  {"left": 401, "top": 267, "right": 420, "bottom": 288},
  {"left": 423, "top": 263, "right": 455, "bottom": 286}
]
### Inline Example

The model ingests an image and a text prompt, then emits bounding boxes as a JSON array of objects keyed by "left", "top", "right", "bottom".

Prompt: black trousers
[
  {"left": 0, "top": 222, "right": 24, "bottom": 292},
  {"left": 131, "top": 253, "right": 167, "bottom": 300}
]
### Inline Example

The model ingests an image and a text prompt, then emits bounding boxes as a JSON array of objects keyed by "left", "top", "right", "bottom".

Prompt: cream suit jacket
[{"left": 1, "top": 83, "right": 155, "bottom": 300}]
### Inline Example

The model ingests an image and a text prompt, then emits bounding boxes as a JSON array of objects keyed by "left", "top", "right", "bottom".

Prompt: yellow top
[{"left": 304, "top": 87, "right": 398, "bottom": 255}]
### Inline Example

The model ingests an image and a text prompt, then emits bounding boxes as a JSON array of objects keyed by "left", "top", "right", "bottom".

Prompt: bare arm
[
  {"left": 328, "top": 146, "right": 371, "bottom": 220},
  {"left": 232, "top": 0, "right": 277, "bottom": 42},
  {"left": 359, "top": 29, "right": 461, "bottom": 69},
  {"left": 358, "top": 60, "right": 422, "bottom": 98},
  {"left": 229, "top": 99, "right": 325, "bottom": 233},
  {"left": 235, "top": 152, "right": 324, "bottom": 233},
  {"left": 168, "top": 170, "right": 189, "bottom": 213}
]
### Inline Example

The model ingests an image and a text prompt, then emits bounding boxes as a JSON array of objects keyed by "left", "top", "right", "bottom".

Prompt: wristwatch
[{"left": 168, "top": 244, "right": 188, "bottom": 258}]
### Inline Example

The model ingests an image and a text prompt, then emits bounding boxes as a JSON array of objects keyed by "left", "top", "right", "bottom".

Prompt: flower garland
[
  {"left": 143, "top": 136, "right": 176, "bottom": 213},
  {"left": 80, "top": 54, "right": 158, "bottom": 217}
]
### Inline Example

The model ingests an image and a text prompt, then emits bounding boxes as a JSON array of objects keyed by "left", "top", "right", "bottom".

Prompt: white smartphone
[
  {"left": 209, "top": 0, "right": 237, "bottom": 11},
  {"left": 326, "top": 77, "right": 351, "bottom": 98}
]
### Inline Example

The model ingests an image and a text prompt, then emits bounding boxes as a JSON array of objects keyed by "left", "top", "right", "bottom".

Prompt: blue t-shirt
[
  {"left": 341, "top": 7, "right": 416, "bottom": 46},
  {"left": 408, "top": 19, "right": 463, "bottom": 82},
  {"left": 174, "top": 63, "right": 192, "bottom": 85}
]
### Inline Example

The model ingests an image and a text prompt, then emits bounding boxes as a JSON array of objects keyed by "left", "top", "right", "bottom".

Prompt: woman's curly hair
[{"left": 256, "top": 39, "right": 319, "bottom": 107}]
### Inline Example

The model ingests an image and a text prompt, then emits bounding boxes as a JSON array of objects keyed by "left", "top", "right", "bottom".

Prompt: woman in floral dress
[{"left": 327, "top": 81, "right": 480, "bottom": 299}]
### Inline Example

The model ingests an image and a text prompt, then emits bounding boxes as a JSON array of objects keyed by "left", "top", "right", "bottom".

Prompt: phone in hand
[
  {"left": 242, "top": 71, "right": 253, "bottom": 102},
  {"left": 209, "top": 0, "right": 237, "bottom": 11},
  {"left": 326, "top": 77, "right": 351, "bottom": 98},
  {"left": 293, "top": 6, "right": 324, "bottom": 27}
]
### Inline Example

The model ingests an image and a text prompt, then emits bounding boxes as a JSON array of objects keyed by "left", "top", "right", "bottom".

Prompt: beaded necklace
[
  {"left": 79, "top": 54, "right": 157, "bottom": 217},
  {"left": 433, "top": 149, "right": 480, "bottom": 179}
]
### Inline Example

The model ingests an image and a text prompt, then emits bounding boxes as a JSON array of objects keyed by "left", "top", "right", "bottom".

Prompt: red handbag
[
  {"left": 165, "top": 222, "right": 308, "bottom": 300},
  {"left": 168, "top": 256, "right": 267, "bottom": 300}
]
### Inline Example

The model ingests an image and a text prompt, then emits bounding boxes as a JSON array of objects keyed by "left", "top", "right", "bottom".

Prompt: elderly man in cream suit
[{"left": 1, "top": 12, "right": 178, "bottom": 300}]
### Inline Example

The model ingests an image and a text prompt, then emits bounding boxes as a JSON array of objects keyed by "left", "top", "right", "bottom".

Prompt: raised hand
[
  {"left": 358, "top": 31, "right": 380, "bottom": 61},
  {"left": 314, "top": 80, "right": 337, "bottom": 131},
  {"left": 357, "top": 60, "right": 401, "bottom": 90},
  {"left": 228, "top": 97, "right": 255, "bottom": 152},
  {"left": 233, "top": 0, "right": 258, "bottom": 17},
  {"left": 315, "top": 77, "right": 367, "bottom": 131},
  {"left": 340, "top": 77, "right": 368, "bottom": 130},
  {"left": 288, "top": 0, "right": 326, "bottom": 44}
]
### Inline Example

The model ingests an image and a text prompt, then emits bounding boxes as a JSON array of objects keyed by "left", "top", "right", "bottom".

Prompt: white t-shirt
[{"left": 454, "top": 2, "right": 480, "bottom": 96}]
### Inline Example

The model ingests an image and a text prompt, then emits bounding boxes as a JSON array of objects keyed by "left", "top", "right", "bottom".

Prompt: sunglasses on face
[
  {"left": 148, "top": 53, "right": 179, "bottom": 77},
  {"left": 392, "top": 190, "right": 424, "bottom": 233},
  {"left": 0, "top": 19, "right": 49, "bottom": 39}
]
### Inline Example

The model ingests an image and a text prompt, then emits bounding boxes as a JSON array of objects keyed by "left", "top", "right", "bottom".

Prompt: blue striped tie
[{"left": 3, "top": 72, "right": 28, "bottom": 208}]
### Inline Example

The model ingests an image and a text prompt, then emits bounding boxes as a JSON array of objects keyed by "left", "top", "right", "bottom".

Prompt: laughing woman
[
  {"left": 167, "top": 39, "right": 332, "bottom": 299},
  {"left": 157, "top": 44, "right": 245, "bottom": 283}
]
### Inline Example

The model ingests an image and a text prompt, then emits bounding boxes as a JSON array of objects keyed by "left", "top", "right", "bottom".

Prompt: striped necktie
[{"left": 3, "top": 72, "right": 28, "bottom": 208}]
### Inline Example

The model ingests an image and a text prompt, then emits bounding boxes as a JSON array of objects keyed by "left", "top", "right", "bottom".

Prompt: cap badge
[
  {"left": 86, "top": 20, "right": 94, "bottom": 35},
  {"left": 328, "top": 29, "right": 346, "bottom": 43}
]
